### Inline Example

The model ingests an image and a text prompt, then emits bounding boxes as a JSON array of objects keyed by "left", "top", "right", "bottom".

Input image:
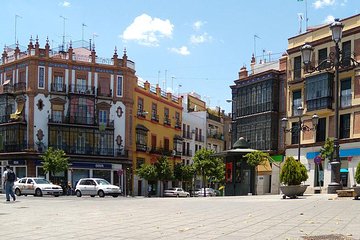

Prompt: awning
[
  {"left": 10, "top": 102, "right": 24, "bottom": 120},
  {"left": 136, "top": 124, "right": 149, "bottom": 132},
  {"left": 257, "top": 160, "right": 272, "bottom": 175}
]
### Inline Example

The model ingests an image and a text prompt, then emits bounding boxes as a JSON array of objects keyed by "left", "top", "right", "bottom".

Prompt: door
[
  {"left": 138, "top": 180, "right": 142, "bottom": 196},
  {"left": 86, "top": 179, "right": 97, "bottom": 195}
]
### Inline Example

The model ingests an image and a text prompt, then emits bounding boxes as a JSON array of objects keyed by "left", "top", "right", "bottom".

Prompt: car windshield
[
  {"left": 33, "top": 178, "right": 51, "bottom": 184},
  {"left": 95, "top": 179, "right": 111, "bottom": 185},
  {"left": 166, "top": 188, "right": 176, "bottom": 191}
]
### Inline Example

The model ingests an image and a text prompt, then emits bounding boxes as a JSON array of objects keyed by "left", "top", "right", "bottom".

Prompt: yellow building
[
  {"left": 285, "top": 14, "right": 360, "bottom": 192},
  {"left": 132, "top": 79, "right": 183, "bottom": 196}
]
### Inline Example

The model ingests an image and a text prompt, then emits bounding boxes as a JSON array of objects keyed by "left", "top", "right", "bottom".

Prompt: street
[{"left": 1, "top": 194, "right": 359, "bottom": 240}]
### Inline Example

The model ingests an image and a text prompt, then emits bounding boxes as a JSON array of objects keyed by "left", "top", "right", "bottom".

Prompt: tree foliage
[
  {"left": 320, "top": 137, "right": 334, "bottom": 161},
  {"left": 280, "top": 156, "right": 308, "bottom": 185},
  {"left": 136, "top": 164, "right": 157, "bottom": 181},
  {"left": 355, "top": 161, "right": 360, "bottom": 185},
  {"left": 41, "top": 147, "right": 69, "bottom": 177},
  {"left": 244, "top": 151, "right": 269, "bottom": 167},
  {"left": 174, "top": 163, "right": 195, "bottom": 182},
  {"left": 193, "top": 148, "right": 225, "bottom": 185},
  {"left": 154, "top": 156, "right": 173, "bottom": 181}
]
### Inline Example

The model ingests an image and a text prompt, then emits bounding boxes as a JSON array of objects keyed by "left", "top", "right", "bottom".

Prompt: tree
[
  {"left": 41, "top": 147, "right": 69, "bottom": 182},
  {"left": 320, "top": 137, "right": 334, "bottom": 161},
  {"left": 174, "top": 163, "right": 196, "bottom": 190},
  {"left": 280, "top": 156, "right": 308, "bottom": 185},
  {"left": 154, "top": 156, "right": 173, "bottom": 196},
  {"left": 136, "top": 164, "right": 157, "bottom": 181},
  {"left": 193, "top": 148, "right": 224, "bottom": 196},
  {"left": 244, "top": 150, "right": 269, "bottom": 195}
]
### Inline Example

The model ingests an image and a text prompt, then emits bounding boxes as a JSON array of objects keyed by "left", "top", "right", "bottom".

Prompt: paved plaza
[{"left": 1, "top": 193, "right": 360, "bottom": 240}]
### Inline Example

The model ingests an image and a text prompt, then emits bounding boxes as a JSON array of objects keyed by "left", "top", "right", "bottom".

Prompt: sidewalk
[{"left": 1, "top": 193, "right": 359, "bottom": 239}]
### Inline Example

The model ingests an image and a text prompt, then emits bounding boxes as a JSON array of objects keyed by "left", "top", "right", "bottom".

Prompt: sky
[{"left": 0, "top": 0, "right": 359, "bottom": 113}]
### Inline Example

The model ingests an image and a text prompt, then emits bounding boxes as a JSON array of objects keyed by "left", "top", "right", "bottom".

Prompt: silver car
[
  {"left": 75, "top": 178, "right": 121, "bottom": 198},
  {"left": 164, "top": 188, "right": 190, "bottom": 197},
  {"left": 195, "top": 188, "right": 216, "bottom": 197},
  {"left": 14, "top": 177, "right": 63, "bottom": 197}
]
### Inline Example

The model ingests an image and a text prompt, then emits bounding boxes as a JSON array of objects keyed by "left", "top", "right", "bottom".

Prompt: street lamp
[
  {"left": 281, "top": 106, "right": 319, "bottom": 162},
  {"left": 300, "top": 18, "right": 359, "bottom": 193}
]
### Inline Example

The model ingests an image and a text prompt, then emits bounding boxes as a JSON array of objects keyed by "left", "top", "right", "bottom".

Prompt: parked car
[
  {"left": 164, "top": 188, "right": 190, "bottom": 197},
  {"left": 195, "top": 188, "right": 217, "bottom": 197},
  {"left": 14, "top": 177, "right": 63, "bottom": 197},
  {"left": 75, "top": 178, "right": 121, "bottom": 198}
]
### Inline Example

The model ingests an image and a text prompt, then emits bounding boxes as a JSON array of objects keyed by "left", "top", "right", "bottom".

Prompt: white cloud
[
  {"left": 169, "top": 46, "right": 190, "bottom": 56},
  {"left": 190, "top": 32, "right": 212, "bottom": 44},
  {"left": 59, "top": 1, "right": 71, "bottom": 7},
  {"left": 313, "top": 0, "right": 335, "bottom": 9},
  {"left": 323, "top": 15, "right": 335, "bottom": 23},
  {"left": 193, "top": 20, "right": 205, "bottom": 31},
  {"left": 121, "top": 14, "right": 174, "bottom": 47},
  {"left": 340, "top": 0, "right": 348, "bottom": 6}
]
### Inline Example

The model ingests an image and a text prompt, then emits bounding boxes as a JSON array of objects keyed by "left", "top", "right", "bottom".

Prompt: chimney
[
  {"left": 250, "top": 54, "right": 256, "bottom": 74},
  {"left": 279, "top": 52, "right": 288, "bottom": 71},
  {"left": 238, "top": 66, "right": 248, "bottom": 79}
]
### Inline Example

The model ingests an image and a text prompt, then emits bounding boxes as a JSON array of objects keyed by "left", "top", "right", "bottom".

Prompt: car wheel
[
  {"left": 186, "top": 194, "right": 190, "bottom": 197},
  {"left": 15, "top": 188, "right": 21, "bottom": 196},
  {"left": 112, "top": 195, "right": 119, "bottom": 198},
  {"left": 35, "top": 188, "right": 43, "bottom": 197},
  {"left": 76, "top": 190, "right": 82, "bottom": 197},
  {"left": 90, "top": 195, "right": 95, "bottom": 197},
  {"left": 54, "top": 194, "right": 60, "bottom": 197},
  {"left": 98, "top": 190, "right": 105, "bottom": 198}
]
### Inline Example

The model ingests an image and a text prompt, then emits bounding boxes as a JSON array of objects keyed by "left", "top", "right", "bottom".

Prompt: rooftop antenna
[
  {"left": 82, "top": 23, "right": 87, "bottom": 47},
  {"left": 14, "top": 14, "right": 22, "bottom": 45},
  {"left": 59, "top": 15, "right": 67, "bottom": 51},
  {"left": 163, "top": 69, "right": 167, "bottom": 90},
  {"left": 305, "top": 0, "right": 308, "bottom": 30},
  {"left": 92, "top": 33, "right": 99, "bottom": 46},
  {"left": 298, "top": 13, "right": 303, "bottom": 34},
  {"left": 254, "top": 34, "right": 260, "bottom": 63},
  {"left": 171, "top": 76, "right": 176, "bottom": 93},
  {"left": 157, "top": 70, "right": 160, "bottom": 85}
]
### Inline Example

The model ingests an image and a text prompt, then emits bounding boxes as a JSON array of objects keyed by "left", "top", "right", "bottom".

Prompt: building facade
[
  {"left": 132, "top": 79, "right": 183, "bottom": 196},
  {"left": 285, "top": 14, "right": 360, "bottom": 192},
  {"left": 0, "top": 38, "right": 136, "bottom": 192},
  {"left": 230, "top": 55, "right": 287, "bottom": 194}
]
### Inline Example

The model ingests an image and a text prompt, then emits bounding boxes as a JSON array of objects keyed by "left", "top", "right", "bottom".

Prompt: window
[
  {"left": 340, "top": 114, "right": 350, "bottom": 139},
  {"left": 54, "top": 76, "right": 63, "bottom": 91},
  {"left": 77, "top": 79, "right": 87, "bottom": 93},
  {"left": 342, "top": 41, "right": 351, "bottom": 67},
  {"left": 316, "top": 118, "right": 326, "bottom": 142},
  {"left": 318, "top": 48, "right": 328, "bottom": 70},
  {"left": 117, "top": 75, "right": 123, "bottom": 96},
  {"left": 38, "top": 67, "right": 45, "bottom": 88},
  {"left": 53, "top": 110, "right": 63, "bottom": 123},
  {"left": 164, "top": 108, "right": 170, "bottom": 125},
  {"left": 164, "top": 138, "right": 169, "bottom": 151},
  {"left": 291, "top": 122, "right": 299, "bottom": 145},
  {"left": 138, "top": 98, "right": 144, "bottom": 113},
  {"left": 136, "top": 158, "right": 145, "bottom": 169},
  {"left": 293, "top": 56, "right": 302, "bottom": 80},
  {"left": 151, "top": 103, "right": 158, "bottom": 121},
  {"left": 340, "top": 78, "right": 351, "bottom": 108},
  {"left": 175, "top": 112, "right": 180, "bottom": 128},
  {"left": 292, "top": 90, "right": 302, "bottom": 116},
  {"left": 305, "top": 72, "right": 333, "bottom": 111},
  {"left": 99, "top": 110, "right": 108, "bottom": 125}
]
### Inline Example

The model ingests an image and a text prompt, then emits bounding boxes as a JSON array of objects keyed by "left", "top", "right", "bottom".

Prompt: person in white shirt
[{"left": 3, "top": 165, "right": 16, "bottom": 202}]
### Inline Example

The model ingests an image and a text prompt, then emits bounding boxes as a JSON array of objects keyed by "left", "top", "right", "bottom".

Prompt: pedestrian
[
  {"left": 148, "top": 185, "right": 152, "bottom": 197},
  {"left": 3, "top": 165, "right": 16, "bottom": 202}
]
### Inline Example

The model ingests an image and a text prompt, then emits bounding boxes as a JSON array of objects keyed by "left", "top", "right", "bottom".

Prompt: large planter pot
[
  {"left": 280, "top": 185, "right": 308, "bottom": 199},
  {"left": 351, "top": 186, "right": 360, "bottom": 200}
]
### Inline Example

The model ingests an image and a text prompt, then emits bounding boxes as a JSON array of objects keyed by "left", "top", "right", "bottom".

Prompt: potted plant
[
  {"left": 352, "top": 162, "right": 360, "bottom": 200},
  {"left": 279, "top": 156, "right": 309, "bottom": 199}
]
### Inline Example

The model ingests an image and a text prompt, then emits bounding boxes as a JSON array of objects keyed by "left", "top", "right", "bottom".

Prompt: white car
[
  {"left": 195, "top": 188, "right": 217, "bottom": 197},
  {"left": 164, "top": 188, "right": 190, "bottom": 197},
  {"left": 14, "top": 177, "right": 63, "bottom": 197},
  {"left": 75, "top": 178, "right": 121, "bottom": 198}
]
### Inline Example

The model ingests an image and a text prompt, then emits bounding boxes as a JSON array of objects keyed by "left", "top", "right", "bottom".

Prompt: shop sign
[
  {"left": 8, "top": 160, "right": 26, "bottom": 165},
  {"left": 314, "top": 156, "right": 322, "bottom": 165}
]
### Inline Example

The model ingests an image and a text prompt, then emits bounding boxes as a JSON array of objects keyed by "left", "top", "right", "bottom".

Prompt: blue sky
[{"left": 1, "top": 0, "right": 358, "bottom": 112}]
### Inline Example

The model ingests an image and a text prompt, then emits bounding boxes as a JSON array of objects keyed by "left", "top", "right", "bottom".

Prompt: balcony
[
  {"left": 68, "top": 84, "right": 96, "bottom": 95},
  {"left": 305, "top": 72, "right": 333, "bottom": 112},
  {"left": 50, "top": 83, "right": 67, "bottom": 93},
  {"left": 182, "top": 131, "right": 192, "bottom": 139},
  {"left": 207, "top": 131, "right": 224, "bottom": 140},
  {"left": 182, "top": 149, "right": 192, "bottom": 157},
  {"left": 151, "top": 114, "right": 159, "bottom": 122},
  {"left": 164, "top": 117, "right": 171, "bottom": 126},
  {"left": 49, "top": 144, "right": 115, "bottom": 156},
  {"left": 136, "top": 143, "right": 147, "bottom": 152},
  {"left": 149, "top": 147, "right": 172, "bottom": 156},
  {"left": 48, "top": 115, "right": 114, "bottom": 127},
  {"left": 0, "top": 142, "right": 36, "bottom": 153},
  {"left": 14, "top": 82, "right": 26, "bottom": 93},
  {"left": 195, "top": 135, "right": 205, "bottom": 142},
  {"left": 97, "top": 87, "right": 112, "bottom": 98},
  {"left": 174, "top": 120, "right": 181, "bottom": 129}
]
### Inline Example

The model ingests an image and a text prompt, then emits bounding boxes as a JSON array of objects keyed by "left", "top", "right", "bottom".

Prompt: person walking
[{"left": 3, "top": 165, "right": 16, "bottom": 202}]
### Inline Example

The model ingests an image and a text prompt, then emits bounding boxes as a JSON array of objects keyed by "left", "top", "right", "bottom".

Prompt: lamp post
[
  {"left": 281, "top": 106, "right": 319, "bottom": 162},
  {"left": 300, "top": 18, "right": 359, "bottom": 193}
]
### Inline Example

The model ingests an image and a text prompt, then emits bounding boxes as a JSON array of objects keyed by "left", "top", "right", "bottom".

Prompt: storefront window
[
  {"left": 93, "top": 169, "right": 111, "bottom": 183},
  {"left": 37, "top": 167, "right": 46, "bottom": 178},
  {"left": 15, "top": 167, "right": 26, "bottom": 179},
  {"left": 72, "top": 169, "right": 90, "bottom": 188}
]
